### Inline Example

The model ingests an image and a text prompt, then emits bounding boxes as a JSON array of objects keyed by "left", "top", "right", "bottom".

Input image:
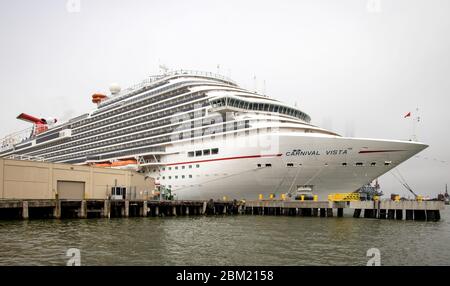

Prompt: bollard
[
  {"left": 313, "top": 195, "right": 318, "bottom": 201},
  {"left": 259, "top": 194, "right": 264, "bottom": 200}
]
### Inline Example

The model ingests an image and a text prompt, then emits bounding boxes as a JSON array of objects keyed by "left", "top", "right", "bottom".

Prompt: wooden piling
[
  {"left": 406, "top": 210, "right": 414, "bottom": 220},
  {"left": 387, "top": 209, "right": 395, "bottom": 219},
  {"left": 143, "top": 201, "right": 148, "bottom": 217},
  {"left": 79, "top": 200, "right": 87, "bottom": 218},
  {"left": 326, "top": 208, "right": 333, "bottom": 217},
  {"left": 320, "top": 208, "right": 326, "bottom": 217},
  {"left": 395, "top": 209, "right": 403, "bottom": 220},
  {"left": 54, "top": 200, "right": 61, "bottom": 219},
  {"left": 379, "top": 209, "right": 386, "bottom": 219},
  {"left": 172, "top": 206, "right": 177, "bottom": 216},
  {"left": 313, "top": 208, "right": 318, "bottom": 217},
  {"left": 22, "top": 201, "right": 29, "bottom": 219},
  {"left": 124, "top": 200, "right": 130, "bottom": 218},
  {"left": 103, "top": 200, "right": 110, "bottom": 218}
]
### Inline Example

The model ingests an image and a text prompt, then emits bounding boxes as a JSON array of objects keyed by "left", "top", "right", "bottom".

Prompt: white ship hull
[{"left": 155, "top": 133, "right": 427, "bottom": 200}]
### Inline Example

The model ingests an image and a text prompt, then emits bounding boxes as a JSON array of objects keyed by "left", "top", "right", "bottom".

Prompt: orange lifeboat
[
  {"left": 93, "top": 162, "right": 112, "bottom": 167},
  {"left": 92, "top": 93, "right": 108, "bottom": 104},
  {"left": 110, "top": 159, "right": 138, "bottom": 167}
]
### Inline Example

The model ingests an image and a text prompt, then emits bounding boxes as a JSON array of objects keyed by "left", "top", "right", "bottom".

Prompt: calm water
[{"left": 0, "top": 207, "right": 449, "bottom": 266}]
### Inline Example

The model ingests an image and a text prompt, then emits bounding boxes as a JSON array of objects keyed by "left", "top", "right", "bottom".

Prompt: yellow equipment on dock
[{"left": 328, "top": 193, "right": 360, "bottom": 202}]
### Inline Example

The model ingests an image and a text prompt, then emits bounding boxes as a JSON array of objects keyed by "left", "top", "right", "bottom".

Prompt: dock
[{"left": 0, "top": 198, "right": 444, "bottom": 221}]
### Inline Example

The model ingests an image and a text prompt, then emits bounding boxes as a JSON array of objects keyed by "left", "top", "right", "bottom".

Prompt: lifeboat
[
  {"left": 92, "top": 93, "right": 108, "bottom": 104},
  {"left": 110, "top": 159, "right": 138, "bottom": 167},
  {"left": 93, "top": 162, "right": 112, "bottom": 167}
]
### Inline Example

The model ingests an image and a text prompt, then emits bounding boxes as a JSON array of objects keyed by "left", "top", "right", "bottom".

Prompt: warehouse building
[{"left": 0, "top": 158, "right": 155, "bottom": 200}]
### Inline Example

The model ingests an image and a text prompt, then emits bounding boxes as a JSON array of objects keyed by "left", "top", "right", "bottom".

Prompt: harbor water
[{"left": 0, "top": 207, "right": 449, "bottom": 266}]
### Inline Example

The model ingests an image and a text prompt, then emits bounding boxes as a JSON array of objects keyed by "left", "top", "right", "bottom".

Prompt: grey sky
[{"left": 0, "top": 0, "right": 449, "bottom": 197}]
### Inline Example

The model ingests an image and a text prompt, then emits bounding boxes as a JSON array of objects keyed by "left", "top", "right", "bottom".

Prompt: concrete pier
[{"left": 0, "top": 199, "right": 445, "bottom": 222}]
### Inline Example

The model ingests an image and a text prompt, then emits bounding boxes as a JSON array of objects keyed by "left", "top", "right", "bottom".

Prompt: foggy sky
[{"left": 0, "top": 0, "right": 449, "bottom": 197}]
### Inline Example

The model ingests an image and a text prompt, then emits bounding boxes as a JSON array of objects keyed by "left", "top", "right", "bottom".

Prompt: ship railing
[
  {"left": 0, "top": 127, "right": 34, "bottom": 153},
  {"left": 5, "top": 154, "right": 46, "bottom": 162},
  {"left": 165, "top": 69, "right": 237, "bottom": 86},
  {"left": 97, "top": 70, "right": 237, "bottom": 108}
]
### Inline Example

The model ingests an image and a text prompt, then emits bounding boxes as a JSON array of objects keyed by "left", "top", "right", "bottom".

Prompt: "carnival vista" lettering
[{"left": 286, "top": 149, "right": 348, "bottom": 156}]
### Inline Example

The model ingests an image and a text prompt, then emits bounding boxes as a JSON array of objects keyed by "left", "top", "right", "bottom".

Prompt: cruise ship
[{"left": 0, "top": 70, "right": 428, "bottom": 200}]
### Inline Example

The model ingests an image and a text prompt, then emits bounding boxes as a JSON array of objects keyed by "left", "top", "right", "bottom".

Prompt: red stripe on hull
[
  {"left": 166, "top": 153, "right": 282, "bottom": 166},
  {"left": 358, "top": 150, "right": 406, "bottom": 154}
]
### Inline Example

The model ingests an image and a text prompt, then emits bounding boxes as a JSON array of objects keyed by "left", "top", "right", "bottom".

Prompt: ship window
[
  {"left": 195, "top": 150, "right": 202, "bottom": 156},
  {"left": 175, "top": 175, "right": 178, "bottom": 179},
  {"left": 355, "top": 162, "right": 364, "bottom": 166},
  {"left": 182, "top": 166, "right": 185, "bottom": 169},
  {"left": 203, "top": 149, "right": 210, "bottom": 156},
  {"left": 162, "top": 176, "right": 165, "bottom": 180},
  {"left": 189, "top": 165, "right": 192, "bottom": 169},
  {"left": 162, "top": 168, "right": 166, "bottom": 171},
  {"left": 287, "top": 163, "right": 294, "bottom": 167},
  {"left": 168, "top": 167, "right": 172, "bottom": 170},
  {"left": 182, "top": 175, "right": 185, "bottom": 179},
  {"left": 371, "top": 162, "right": 377, "bottom": 166},
  {"left": 342, "top": 163, "right": 347, "bottom": 166},
  {"left": 211, "top": 148, "right": 219, "bottom": 155},
  {"left": 257, "top": 164, "right": 261, "bottom": 167},
  {"left": 189, "top": 175, "right": 192, "bottom": 178},
  {"left": 169, "top": 176, "right": 172, "bottom": 179},
  {"left": 196, "top": 164, "right": 200, "bottom": 168},
  {"left": 265, "top": 164, "right": 272, "bottom": 167},
  {"left": 384, "top": 161, "right": 392, "bottom": 166},
  {"left": 188, "top": 151, "right": 194, "bottom": 157},
  {"left": 175, "top": 166, "right": 178, "bottom": 170}
]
